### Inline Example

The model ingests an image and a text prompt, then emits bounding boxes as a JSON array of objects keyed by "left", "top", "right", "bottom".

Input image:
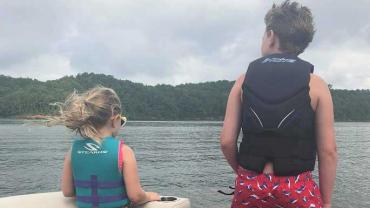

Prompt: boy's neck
[{"left": 263, "top": 49, "right": 283, "bottom": 56}]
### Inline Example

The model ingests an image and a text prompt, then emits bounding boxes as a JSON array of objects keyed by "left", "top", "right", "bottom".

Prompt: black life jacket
[{"left": 238, "top": 53, "right": 316, "bottom": 176}]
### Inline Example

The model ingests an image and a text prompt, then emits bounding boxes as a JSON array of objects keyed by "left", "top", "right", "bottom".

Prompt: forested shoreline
[{"left": 1, "top": 73, "right": 369, "bottom": 121}]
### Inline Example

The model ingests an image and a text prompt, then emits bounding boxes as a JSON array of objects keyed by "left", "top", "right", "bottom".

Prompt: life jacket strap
[
  {"left": 75, "top": 175, "right": 127, "bottom": 206},
  {"left": 76, "top": 194, "right": 127, "bottom": 203},
  {"left": 118, "top": 138, "right": 124, "bottom": 173},
  {"left": 74, "top": 179, "right": 124, "bottom": 189}
]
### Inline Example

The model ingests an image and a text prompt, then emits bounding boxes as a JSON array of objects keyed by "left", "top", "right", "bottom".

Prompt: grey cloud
[
  {"left": 0, "top": 1, "right": 72, "bottom": 66},
  {"left": 0, "top": 0, "right": 369, "bottom": 89}
]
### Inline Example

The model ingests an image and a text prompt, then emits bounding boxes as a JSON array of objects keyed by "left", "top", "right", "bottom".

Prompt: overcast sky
[{"left": 1, "top": 0, "right": 369, "bottom": 89}]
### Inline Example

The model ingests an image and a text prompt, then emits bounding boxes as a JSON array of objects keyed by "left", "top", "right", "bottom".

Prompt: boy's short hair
[{"left": 264, "top": 0, "right": 315, "bottom": 55}]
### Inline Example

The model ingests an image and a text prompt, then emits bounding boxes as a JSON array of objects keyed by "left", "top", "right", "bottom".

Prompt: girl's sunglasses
[{"left": 117, "top": 114, "right": 127, "bottom": 127}]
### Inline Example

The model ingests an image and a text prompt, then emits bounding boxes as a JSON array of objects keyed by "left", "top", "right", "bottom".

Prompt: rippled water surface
[{"left": 0, "top": 120, "right": 369, "bottom": 207}]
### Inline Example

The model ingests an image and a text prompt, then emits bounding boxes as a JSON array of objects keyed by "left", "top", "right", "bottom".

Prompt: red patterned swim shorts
[{"left": 231, "top": 167, "right": 322, "bottom": 208}]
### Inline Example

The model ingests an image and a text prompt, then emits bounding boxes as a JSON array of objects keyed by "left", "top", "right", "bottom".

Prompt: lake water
[{"left": 0, "top": 120, "right": 369, "bottom": 207}]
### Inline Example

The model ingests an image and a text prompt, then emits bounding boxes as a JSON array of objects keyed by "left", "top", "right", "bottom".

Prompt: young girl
[{"left": 49, "top": 86, "right": 160, "bottom": 207}]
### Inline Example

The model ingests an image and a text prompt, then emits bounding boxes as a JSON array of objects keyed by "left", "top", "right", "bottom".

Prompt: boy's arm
[
  {"left": 313, "top": 75, "right": 338, "bottom": 207},
  {"left": 220, "top": 74, "right": 244, "bottom": 174}
]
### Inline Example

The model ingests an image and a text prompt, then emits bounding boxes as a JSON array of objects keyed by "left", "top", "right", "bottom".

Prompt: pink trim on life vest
[{"left": 118, "top": 138, "right": 124, "bottom": 173}]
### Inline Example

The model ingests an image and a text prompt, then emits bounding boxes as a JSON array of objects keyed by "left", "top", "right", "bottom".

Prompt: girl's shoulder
[
  {"left": 121, "top": 144, "right": 136, "bottom": 161},
  {"left": 121, "top": 144, "right": 133, "bottom": 153}
]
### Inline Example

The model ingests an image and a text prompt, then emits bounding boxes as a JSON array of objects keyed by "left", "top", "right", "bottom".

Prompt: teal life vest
[{"left": 71, "top": 136, "right": 129, "bottom": 208}]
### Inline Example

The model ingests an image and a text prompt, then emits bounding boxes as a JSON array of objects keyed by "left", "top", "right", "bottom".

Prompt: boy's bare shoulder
[
  {"left": 310, "top": 73, "right": 330, "bottom": 95},
  {"left": 310, "top": 74, "right": 328, "bottom": 87},
  {"left": 235, "top": 73, "right": 246, "bottom": 86}
]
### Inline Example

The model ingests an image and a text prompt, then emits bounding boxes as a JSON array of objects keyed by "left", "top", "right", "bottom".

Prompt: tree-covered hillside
[{"left": 0, "top": 73, "right": 369, "bottom": 121}]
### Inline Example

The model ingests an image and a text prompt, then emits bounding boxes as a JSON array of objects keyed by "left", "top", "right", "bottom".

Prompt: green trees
[
  {"left": 331, "top": 89, "right": 370, "bottom": 121},
  {"left": 0, "top": 73, "right": 369, "bottom": 121}
]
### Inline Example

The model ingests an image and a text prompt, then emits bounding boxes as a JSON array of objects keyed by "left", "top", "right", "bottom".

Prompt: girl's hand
[{"left": 146, "top": 192, "right": 160, "bottom": 201}]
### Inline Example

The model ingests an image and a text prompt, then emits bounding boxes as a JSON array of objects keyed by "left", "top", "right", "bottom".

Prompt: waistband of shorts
[{"left": 237, "top": 166, "right": 313, "bottom": 182}]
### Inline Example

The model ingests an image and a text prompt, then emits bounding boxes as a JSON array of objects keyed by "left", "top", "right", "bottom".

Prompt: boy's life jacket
[
  {"left": 71, "top": 136, "right": 129, "bottom": 207},
  {"left": 238, "top": 53, "right": 317, "bottom": 176}
]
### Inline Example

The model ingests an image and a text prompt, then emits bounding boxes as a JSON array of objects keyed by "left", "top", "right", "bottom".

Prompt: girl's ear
[{"left": 111, "top": 115, "right": 119, "bottom": 128}]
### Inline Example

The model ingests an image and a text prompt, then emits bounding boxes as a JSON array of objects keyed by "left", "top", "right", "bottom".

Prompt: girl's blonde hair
[{"left": 48, "top": 86, "right": 122, "bottom": 141}]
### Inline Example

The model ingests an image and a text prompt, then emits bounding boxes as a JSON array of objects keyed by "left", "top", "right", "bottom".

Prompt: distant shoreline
[
  {"left": 1, "top": 73, "right": 370, "bottom": 122},
  {"left": 1, "top": 115, "right": 369, "bottom": 122},
  {"left": 3, "top": 115, "right": 224, "bottom": 122},
  {"left": 14, "top": 115, "right": 48, "bottom": 120}
]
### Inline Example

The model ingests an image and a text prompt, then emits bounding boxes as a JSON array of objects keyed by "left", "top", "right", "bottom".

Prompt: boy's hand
[{"left": 323, "top": 204, "right": 331, "bottom": 208}]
